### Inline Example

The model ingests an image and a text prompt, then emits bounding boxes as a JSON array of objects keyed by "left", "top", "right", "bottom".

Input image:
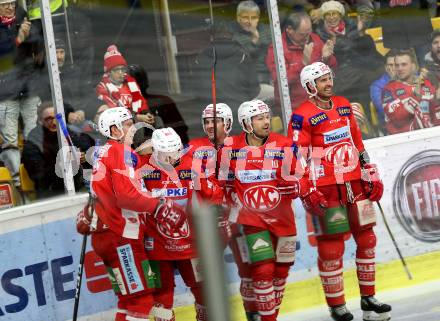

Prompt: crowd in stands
[{"left": 0, "top": 0, "right": 439, "bottom": 202}]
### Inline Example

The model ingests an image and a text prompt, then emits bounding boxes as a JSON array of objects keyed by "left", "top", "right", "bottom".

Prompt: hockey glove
[
  {"left": 300, "top": 186, "right": 328, "bottom": 217},
  {"left": 361, "top": 163, "right": 384, "bottom": 202},
  {"left": 277, "top": 178, "right": 300, "bottom": 199},
  {"left": 76, "top": 202, "right": 107, "bottom": 235},
  {"left": 154, "top": 199, "right": 187, "bottom": 232}
]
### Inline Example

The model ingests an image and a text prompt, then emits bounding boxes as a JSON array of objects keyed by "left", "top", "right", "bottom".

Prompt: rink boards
[{"left": 0, "top": 127, "right": 440, "bottom": 321}]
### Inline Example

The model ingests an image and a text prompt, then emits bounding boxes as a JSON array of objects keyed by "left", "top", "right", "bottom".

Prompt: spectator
[
  {"left": 266, "top": 12, "right": 337, "bottom": 110},
  {"left": 424, "top": 30, "right": 440, "bottom": 88},
  {"left": 192, "top": 23, "right": 259, "bottom": 132},
  {"left": 315, "top": 0, "right": 383, "bottom": 115},
  {"left": 229, "top": 1, "right": 274, "bottom": 101},
  {"left": 96, "top": 45, "right": 154, "bottom": 125},
  {"left": 382, "top": 50, "right": 440, "bottom": 135},
  {"left": 370, "top": 50, "right": 396, "bottom": 129},
  {"left": 127, "top": 64, "right": 189, "bottom": 144},
  {"left": 377, "top": 0, "right": 433, "bottom": 62},
  {"left": 22, "top": 101, "right": 92, "bottom": 199},
  {"left": 36, "top": 38, "right": 86, "bottom": 125},
  {"left": 0, "top": 0, "right": 42, "bottom": 186}
]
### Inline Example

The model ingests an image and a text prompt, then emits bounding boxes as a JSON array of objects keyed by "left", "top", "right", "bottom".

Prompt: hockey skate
[
  {"left": 361, "top": 296, "right": 392, "bottom": 321},
  {"left": 329, "top": 304, "right": 354, "bottom": 321}
]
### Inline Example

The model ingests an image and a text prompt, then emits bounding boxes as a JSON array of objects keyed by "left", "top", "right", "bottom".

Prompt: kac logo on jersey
[
  {"left": 237, "top": 170, "right": 276, "bottom": 183},
  {"left": 336, "top": 107, "right": 351, "bottom": 117},
  {"left": 141, "top": 169, "right": 161, "bottom": 180},
  {"left": 152, "top": 188, "right": 188, "bottom": 198},
  {"left": 243, "top": 185, "right": 281, "bottom": 212},
  {"left": 323, "top": 126, "right": 351, "bottom": 144},
  {"left": 291, "top": 114, "right": 304, "bottom": 130},
  {"left": 309, "top": 112, "right": 328, "bottom": 126},
  {"left": 116, "top": 244, "right": 144, "bottom": 294}
]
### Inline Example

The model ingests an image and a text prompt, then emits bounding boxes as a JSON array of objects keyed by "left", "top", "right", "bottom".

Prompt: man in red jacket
[
  {"left": 382, "top": 50, "right": 440, "bottom": 135},
  {"left": 96, "top": 45, "right": 154, "bottom": 125},
  {"left": 91, "top": 107, "right": 186, "bottom": 321},
  {"left": 266, "top": 12, "right": 336, "bottom": 110}
]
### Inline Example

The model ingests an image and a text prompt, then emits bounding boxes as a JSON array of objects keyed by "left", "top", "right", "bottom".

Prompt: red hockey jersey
[
  {"left": 139, "top": 153, "right": 223, "bottom": 260},
  {"left": 91, "top": 140, "right": 159, "bottom": 240},
  {"left": 287, "top": 96, "right": 365, "bottom": 186},
  {"left": 218, "top": 132, "right": 298, "bottom": 236},
  {"left": 382, "top": 79, "right": 439, "bottom": 134},
  {"left": 187, "top": 136, "right": 218, "bottom": 179}
]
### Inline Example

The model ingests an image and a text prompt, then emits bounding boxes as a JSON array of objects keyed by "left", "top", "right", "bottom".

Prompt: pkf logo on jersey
[
  {"left": 323, "top": 126, "right": 351, "bottom": 144},
  {"left": 238, "top": 170, "right": 276, "bottom": 183},
  {"left": 152, "top": 188, "right": 188, "bottom": 198},
  {"left": 393, "top": 150, "right": 440, "bottom": 242},
  {"left": 243, "top": 185, "right": 281, "bottom": 212},
  {"left": 116, "top": 244, "right": 144, "bottom": 294}
]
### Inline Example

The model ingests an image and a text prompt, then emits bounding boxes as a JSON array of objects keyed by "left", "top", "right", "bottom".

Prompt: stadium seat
[
  {"left": 0, "top": 167, "right": 17, "bottom": 209},
  {"left": 19, "top": 164, "right": 36, "bottom": 203}
]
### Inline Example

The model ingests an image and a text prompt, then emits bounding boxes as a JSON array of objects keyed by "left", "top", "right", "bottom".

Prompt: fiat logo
[{"left": 393, "top": 150, "right": 440, "bottom": 242}]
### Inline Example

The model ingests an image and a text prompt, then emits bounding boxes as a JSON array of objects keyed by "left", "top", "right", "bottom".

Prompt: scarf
[
  {"left": 327, "top": 20, "right": 346, "bottom": 35},
  {"left": 0, "top": 15, "right": 15, "bottom": 27},
  {"left": 389, "top": 0, "right": 412, "bottom": 7},
  {"left": 97, "top": 74, "right": 148, "bottom": 113}
]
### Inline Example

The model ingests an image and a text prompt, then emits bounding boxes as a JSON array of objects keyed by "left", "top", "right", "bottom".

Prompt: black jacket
[{"left": 192, "top": 39, "right": 260, "bottom": 111}]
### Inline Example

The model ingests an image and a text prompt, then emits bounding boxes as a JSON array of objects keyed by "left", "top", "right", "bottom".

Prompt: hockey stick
[
  {"left": 345, "top": 118, "right": 412, "bottom": 280},
  {"left": 208, "top": 0, "right": 218, "bottom": 154},
  {"left": 376, "top": 201, "right": 413, "bottom": 280},
  {"left": 55, "top": 113, "right": 94, "bottom": 321}
]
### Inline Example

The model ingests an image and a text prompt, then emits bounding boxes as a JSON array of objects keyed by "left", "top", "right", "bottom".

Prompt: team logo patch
[
  {"left": 178, "top": 170, "right": 193, "bottom": 180},
  {"left": 243, "top": 185, "right": 281, "bottom": 212},
  {"left": 144, "top": 237, "right": 154, "bottom": 251},
  {"left": 291, "top": 114, "right": 304, "bottom": 130},
  {"left": 336, "top": 107, "right": 351, "bottom": 117},
  {"left": 309, "top": 112, "right": 328, "bottom": 126},
  {"left": 323, "top": 126, "right": 351, "bottom": 144},
  {"left": 152, "top": 188, "right": 188, "bottom": 198},
  {"left": 141, "top": 169, "right": 161, "bottom": 180},
  {"left": 396, "top": 89, "right": 405, "bottom": 96},
  {"left": 382, "top": 90, "right": 393, "bottom": 103},
  {"left": 193, "top": 149, "right": 216, "bottom": 159},
  {"left": 264, "top": 149, "right": 284, "bottom": 159},
  {"left": 237, "top": 170, "right": 276, "bottom": 183},
  {"left": 229, "top": 149, "right": 247, "bottom": 159},
  {"left": 116, "top": 244, "right": 144, "bottom": 294},
  {"left": 124, "top": 151, "right": 138, "bottom": 167}
]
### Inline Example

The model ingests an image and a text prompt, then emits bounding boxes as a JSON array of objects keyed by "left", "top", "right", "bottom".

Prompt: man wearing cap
[
  {"left": 266, "top": 11, "right": 337, "bottom": 110},
  {"left": 96, "top": 44, "right": 154, "bottom": 125}
]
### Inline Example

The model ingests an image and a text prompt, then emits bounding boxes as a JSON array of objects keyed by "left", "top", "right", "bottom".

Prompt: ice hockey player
[
  {"left": 288, "top": 62, "right": 392, "bottom": 321},
  {"left": 219, "top": 99, "right": 299, "bottom": 321},
  {"left": 188, "top": 103, "right": 233, "bottom": 178},
  {"left": 189, "top": 103, "right": 259, "bottom": 320},
  {"left": 90, "top": 107, "right": 187, "bottom": 321},
  {"left": 138, "top": 127, "right": 223, "bottom": 321}
]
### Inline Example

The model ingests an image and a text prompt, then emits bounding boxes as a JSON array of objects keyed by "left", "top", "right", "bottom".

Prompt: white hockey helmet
[
  {"left": 300, "top": 62, "right": 333, "bottom": 97},
  {"left": 202, "top": 103, "right": 233, "bottom": 134},
  {"left": 98, "top": 107, "right": 133, "bottom": 139},
  {"left": 238, "top": 100, "right": 271, "bottom": 133},
  {"left": 152, "top": 127, "right": 182, "bottom": 153}
]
